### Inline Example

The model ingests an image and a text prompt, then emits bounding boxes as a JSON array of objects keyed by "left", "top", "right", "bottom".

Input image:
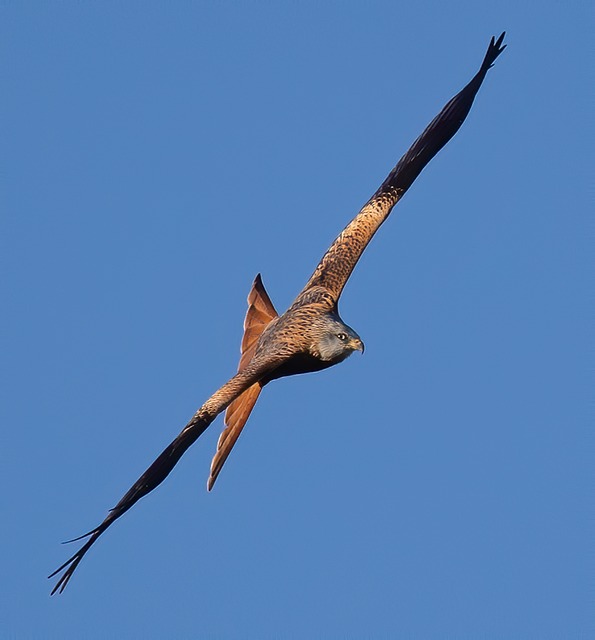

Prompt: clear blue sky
[{"left": 2, "top": 2, "right": 591, "bottom": 638}]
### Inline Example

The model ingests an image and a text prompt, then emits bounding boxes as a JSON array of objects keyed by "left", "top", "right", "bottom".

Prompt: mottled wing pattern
[
  {"left": 302, "top": 33, "right": 506, "bottom": 303},
  {"left": 207, "top": 275, "right": 279, "bottom": 490}
]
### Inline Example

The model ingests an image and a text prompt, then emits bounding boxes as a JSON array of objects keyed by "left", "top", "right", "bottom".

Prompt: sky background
[{"left": 2, "top": 1, "right": 592, "bottom": 638}]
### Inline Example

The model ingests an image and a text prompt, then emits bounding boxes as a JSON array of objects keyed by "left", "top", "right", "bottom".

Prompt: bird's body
[{"left": 50, "top": 33, "right": 506, "bottom": 594}]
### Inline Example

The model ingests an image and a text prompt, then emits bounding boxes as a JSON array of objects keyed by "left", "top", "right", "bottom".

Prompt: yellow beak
[{"left": 350, "top": 337, "right": 365, "bottom": 354}]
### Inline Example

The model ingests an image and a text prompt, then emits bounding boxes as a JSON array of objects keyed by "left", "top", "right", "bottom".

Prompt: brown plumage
[
  {"left": 208, "top": 275, "right": 278, "bottom": 490},
  {"left": 49, "top": 33, "right": 506, "bottom": 594}
]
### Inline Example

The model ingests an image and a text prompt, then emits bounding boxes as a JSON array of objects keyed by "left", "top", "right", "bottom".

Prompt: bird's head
[{"left": 315, "top": 314, "right": 364, "bottom": 363}]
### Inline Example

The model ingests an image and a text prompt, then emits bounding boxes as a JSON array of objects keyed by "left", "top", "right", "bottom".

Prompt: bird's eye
[{"left": 336, "top": 332, "right": 348, "bottom": 341}]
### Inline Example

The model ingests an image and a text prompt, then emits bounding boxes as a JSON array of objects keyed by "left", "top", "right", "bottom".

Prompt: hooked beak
[{"left": 350, "top": 337, "right": 365, "bottom": 354}]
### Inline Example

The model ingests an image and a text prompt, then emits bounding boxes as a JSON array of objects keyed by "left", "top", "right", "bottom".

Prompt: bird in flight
[{"left": 50, "top": 33, "right": 506, "bottom": 594}]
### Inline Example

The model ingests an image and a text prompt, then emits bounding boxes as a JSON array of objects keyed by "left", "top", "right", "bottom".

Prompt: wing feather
[
  {"left": 49, "top": 365, "right": 268, "bottom": 594},
  {"left": 302, "top": 33, "right": 506, "bottom": 302}
]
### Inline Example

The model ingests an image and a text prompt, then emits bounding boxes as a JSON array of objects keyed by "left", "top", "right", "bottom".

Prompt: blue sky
[{"left": 2, "top": 2, "right": 591, "bottom": 638}]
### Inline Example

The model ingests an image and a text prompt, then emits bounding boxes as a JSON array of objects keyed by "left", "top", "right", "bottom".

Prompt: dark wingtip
[
  {"left": 61, "top": 526, "right": 101, "bottom": 545},
  {"left": 481, "top": 31, "right": 507, "bottom": 72},
  {"left": 48, "top": 551, "right": 81, "bottom": 593},
  {"left": 49, "top": 530, "right": 101, "bottom": 595}
]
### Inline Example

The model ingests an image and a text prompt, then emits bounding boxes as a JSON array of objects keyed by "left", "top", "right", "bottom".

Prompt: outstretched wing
[
  {"left": 207, "top": 274, "right": 279, "bottom": 491},
  {"left": 301, "top": 33, "right": 506, "bottom": 303},
  {"left": 49, "top": 363, "right": 272, "bottom": 594}
]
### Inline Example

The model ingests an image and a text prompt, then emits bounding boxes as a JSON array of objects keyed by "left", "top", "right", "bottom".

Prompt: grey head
[{"left": 314, "top": 313, "right": 364, "bottom": 363}]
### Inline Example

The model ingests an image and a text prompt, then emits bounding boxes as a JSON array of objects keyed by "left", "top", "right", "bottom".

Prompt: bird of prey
[{"left": 50, "top": 33, "right": 506, "bottom": 594}]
